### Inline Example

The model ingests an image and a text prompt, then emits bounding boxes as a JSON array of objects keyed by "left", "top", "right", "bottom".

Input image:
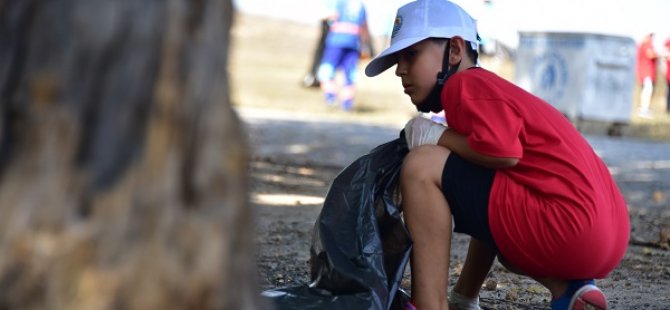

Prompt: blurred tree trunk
[{"left": 0, "top": 0, "right": 261, "bottom": 309}]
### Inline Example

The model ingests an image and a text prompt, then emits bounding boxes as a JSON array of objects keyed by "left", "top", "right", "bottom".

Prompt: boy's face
[{"left": 394, "top": 39, "right": 445, "bottom": 106}]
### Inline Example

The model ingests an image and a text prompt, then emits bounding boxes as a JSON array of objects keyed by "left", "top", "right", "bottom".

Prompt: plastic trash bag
[{"left": 263, "top": 134, "right": 412, "bottom": 310}]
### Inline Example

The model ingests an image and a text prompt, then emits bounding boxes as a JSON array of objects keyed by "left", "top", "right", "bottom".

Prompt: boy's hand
[{"left": 404, "top": 117, "right": 447, "bottom": 150}]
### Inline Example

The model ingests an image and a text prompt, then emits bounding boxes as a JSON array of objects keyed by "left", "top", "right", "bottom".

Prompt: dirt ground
[{"left": 231, "top": 13, "right": 670, "bottom": 309}]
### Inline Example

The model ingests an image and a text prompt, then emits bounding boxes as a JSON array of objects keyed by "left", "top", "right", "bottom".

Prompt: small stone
[
  {"left": 652, "top": 190, "right": 666, "bottom": 203},
  {"left": 484, "top": 279, "right": 498, "bottom": 291},
  {"left": 506, "top": 289, "right": 519, "bottom": 301},
  {"left": 401, "top": 278, "right": 412, "bottom": 289}
]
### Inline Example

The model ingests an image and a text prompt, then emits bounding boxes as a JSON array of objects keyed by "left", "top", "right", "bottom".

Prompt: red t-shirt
[
  {"left": 636, "top": 40, "right": 657, "bottom": 83},
  {"left": 442, "top": 68, "right": 630, "bottom": 279},
  {"left": 665, "top": 39, "right": 670, "bottom": 82}
]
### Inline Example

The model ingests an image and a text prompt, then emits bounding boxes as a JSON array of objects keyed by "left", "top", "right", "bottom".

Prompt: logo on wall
[{"left": 531, "top": 52, "right": 568, "bottom": 102}]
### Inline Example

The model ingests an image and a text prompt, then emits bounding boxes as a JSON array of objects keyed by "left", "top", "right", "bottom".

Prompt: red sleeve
[{"left": 444, "top": 76, "right": 524, "bottom": 158}]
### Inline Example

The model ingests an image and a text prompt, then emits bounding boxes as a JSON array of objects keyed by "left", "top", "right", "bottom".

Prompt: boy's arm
[
  {"left": 438, "top": 128, "right": 519, "bottom": 168},
  {"left": 404, "top": 117, "right": 518, "bottom": 169}
]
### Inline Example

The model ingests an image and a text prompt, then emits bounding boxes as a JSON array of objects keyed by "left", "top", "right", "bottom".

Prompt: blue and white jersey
[{"left": 325, "top": 0, "right": 367, "bottom": 50}]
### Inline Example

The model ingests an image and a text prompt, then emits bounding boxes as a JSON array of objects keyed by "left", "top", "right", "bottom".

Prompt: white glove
[
  {"left": 403, "top": 117, "right": 447, "bottom": 150},
  {"left": 448, "top": 290, "right": 482, "bottom": 310}
]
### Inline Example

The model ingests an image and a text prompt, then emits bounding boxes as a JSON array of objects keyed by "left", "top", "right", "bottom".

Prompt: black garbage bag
[
  {"left": 263, "top": 134, "right": 413, "bottom": 310},
  {"left": 301, "top": 18, "right": 330, "bottom": 88}
]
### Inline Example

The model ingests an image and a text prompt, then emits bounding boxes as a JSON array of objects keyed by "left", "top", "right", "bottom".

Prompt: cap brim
[{"left": 364, "top": 36, "right": 426, "bottom": 77}]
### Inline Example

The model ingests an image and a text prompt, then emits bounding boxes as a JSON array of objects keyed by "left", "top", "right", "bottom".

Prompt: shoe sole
[{"left": 568, "top": 284, "right": 608, "bottom": 310}]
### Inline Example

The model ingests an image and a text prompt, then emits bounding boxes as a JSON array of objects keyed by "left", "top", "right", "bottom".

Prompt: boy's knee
[
  {"left": 401, "top": 145, "right": 449, "bottom": 184},
  {"left": 317, "top": 64, "right": 334, "bottom": 81}
]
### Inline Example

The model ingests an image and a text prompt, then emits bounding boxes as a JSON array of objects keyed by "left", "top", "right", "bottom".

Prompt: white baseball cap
[{"left": 364, "top": 0, "right": 478, "bottom": 77}]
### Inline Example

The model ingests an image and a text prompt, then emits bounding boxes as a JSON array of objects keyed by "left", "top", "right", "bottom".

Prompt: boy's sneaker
[
  {"left": 552, "top": 280, "right": 607, "bottom": 310},
  {"left": 568, "top": 284, "right": 607, "bottom": 310},
  {"left": 341, "top": 99, "right": 354, "bottom": 112},
  {"left": 325, "top": 93, "right": 336, "bottom": 106}
]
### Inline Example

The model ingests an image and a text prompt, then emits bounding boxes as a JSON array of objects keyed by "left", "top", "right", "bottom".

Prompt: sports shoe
[
  {"left": 568, "top": 283, "right": 607, "bottom": 310},
  {"left": 638, "top": 109, "right": 654, "bottom": 119},
  {"left": 325, "top": 93, "right": 336, "bottom": 106},
  {"left": 341, "top": 99, "right": 354, "bottom": 111},
  {"left": 551, "top": 280, "right": 608, "bottom": 310}
]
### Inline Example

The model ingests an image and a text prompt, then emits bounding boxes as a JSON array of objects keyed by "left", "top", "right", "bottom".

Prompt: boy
[
  {"left": 364, "top": 1, "right": 630, "bottom": 309},
  {"left": 317, "top": 0, "right": 371, "bottom": 111}
]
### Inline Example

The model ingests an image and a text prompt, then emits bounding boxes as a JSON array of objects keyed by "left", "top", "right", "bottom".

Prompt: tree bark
[{"left": 0, "top": 0, "right": 260, "bottom": 309}]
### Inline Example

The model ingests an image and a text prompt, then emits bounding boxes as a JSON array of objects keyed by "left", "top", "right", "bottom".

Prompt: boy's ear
[{"left": 448, "top": 36, "right": 465, "bottom": 65}]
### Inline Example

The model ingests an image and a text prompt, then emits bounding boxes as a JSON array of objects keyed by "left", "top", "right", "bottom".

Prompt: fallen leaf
[{"left": 652, "top": 190, "right": 666, "bottom": 203}]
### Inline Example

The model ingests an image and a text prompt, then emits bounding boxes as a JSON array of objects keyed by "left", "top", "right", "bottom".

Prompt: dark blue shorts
[
  {"left": 319, "top": 46, "right": 359, "bottom": 84},
  {"left": 441, "top": 153, "right": 498, "bottom": 251}
]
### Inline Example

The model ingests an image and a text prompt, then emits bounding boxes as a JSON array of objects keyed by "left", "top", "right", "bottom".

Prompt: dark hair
[
  {"left": 430, "top": 38, "right": 479, "bottom": 64},
  {"left": 464, "top": 40, "right": 479, "bottom": 63}
]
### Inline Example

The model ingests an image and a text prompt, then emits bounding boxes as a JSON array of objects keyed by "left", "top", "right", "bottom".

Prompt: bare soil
[{"left": 231, "top": 13, "right": 670, "bottom": 309}]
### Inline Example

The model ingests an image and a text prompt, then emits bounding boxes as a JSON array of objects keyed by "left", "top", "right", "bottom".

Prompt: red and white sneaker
[{"left": 568, "top": 284, "right": 608, "bottom": 310}]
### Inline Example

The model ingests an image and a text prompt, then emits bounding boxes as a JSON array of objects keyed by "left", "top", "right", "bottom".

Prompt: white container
[{"left": 515, "top": 32, "right": 636, "bottom": 124}]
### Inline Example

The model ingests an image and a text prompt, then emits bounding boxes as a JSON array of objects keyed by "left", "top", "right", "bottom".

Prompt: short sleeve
[
  {"left": 443, "top": 76, "right": 523, "bottom": 158},
  {"left": 460, "top": 98, "right": 523, "bottom": 158}
]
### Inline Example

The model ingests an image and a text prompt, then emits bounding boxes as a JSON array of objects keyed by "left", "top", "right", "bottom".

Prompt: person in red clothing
[
  {"left": 636, "top": 32, "right": 658, "bottom": 118},
  {"left": 664, "top": 37, "right": 670, "bottom": 114},
  {"left": 364, "top": 1, "right": 630, "bottom": 309}
]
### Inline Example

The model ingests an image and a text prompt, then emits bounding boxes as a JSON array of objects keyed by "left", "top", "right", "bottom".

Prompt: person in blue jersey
[{"left": 317, "top": 0, "right": 371, "bottom": 111}]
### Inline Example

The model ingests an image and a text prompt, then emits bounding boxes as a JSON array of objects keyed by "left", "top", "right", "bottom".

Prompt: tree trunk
[{"left": 0, "top": 0, "right": 261, "bottom": 309}]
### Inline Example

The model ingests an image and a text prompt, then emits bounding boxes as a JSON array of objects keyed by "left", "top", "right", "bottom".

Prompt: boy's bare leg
[
  {"left": 401, "top": 146, "right": 453, "bottom": 310},
  {"left": 453, "top": 237, "right": 496, "bottom": 298},
  {"left": 498, "top": 255, "right": 569, "bottom": 298}
]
